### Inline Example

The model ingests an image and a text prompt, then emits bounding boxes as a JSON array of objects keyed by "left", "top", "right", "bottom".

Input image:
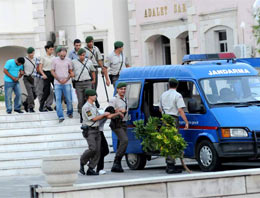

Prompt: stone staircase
[
  {"left": 0, "top": 110, "right": 166, "bottom": 177},
  {"left": 0, "top": 111, "right": 115, "bottom": 176}
]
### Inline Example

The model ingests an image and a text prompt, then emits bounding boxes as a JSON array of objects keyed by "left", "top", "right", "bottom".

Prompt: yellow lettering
[
  {"left": 157, "top": 7, "right": 160, "bottom": 16},
  {"left": 161, "top": 7, "right": 164, "bottom": 15},
  {"left": 164, "top": 6, "right": 168, "bottom": 15},
  {"left": 178, "top": 4, "right": 181, "bottom": 13},
  {"left": 183, "top": 4, "right": 186, "bottom": 12},
  {"left": 152, "top": 8, "right": 156, "bottom": 17},
  {"left": 148, "top": 8, "right": 152, "bottom": 17},
  {"left": 144, "top": 9, "right": 148, "bottom": 18},
  {"left": 174, "top": 4, "right": 177, "bottom": 13}
]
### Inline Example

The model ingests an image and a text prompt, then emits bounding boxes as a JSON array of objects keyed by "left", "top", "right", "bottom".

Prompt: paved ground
[{"left": 1, "top": 161, "right": 260, "bottom": 198}]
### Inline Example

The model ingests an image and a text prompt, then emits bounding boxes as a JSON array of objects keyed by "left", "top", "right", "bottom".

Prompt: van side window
[
  {"left": 153, "top": 82, "right": 168, "bottom": 106},
  {"left": 177, "top": 81, "right": 203, "bottom": 113},
  {"left": 126, "top": 83, "right": 142, "bottom": 109}
]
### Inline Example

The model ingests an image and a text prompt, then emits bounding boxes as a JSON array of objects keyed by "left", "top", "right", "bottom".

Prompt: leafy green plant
[
  {"left": 134, "top": 114, "right": 187, "bottom": 159},
  {"left": 0, "top": 95, "right": 4, "bottom": 102}
]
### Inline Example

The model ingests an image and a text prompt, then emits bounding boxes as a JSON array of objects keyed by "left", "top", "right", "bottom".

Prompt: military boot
[
  {"left": 111, "top": 156, "right": 124, "bottom": 173},
  {"left": 80, "top": 113, "right": 83, "bottom": 123},
  {"left": 86, "top": 168, "right": 99, "bottom": 176},
  {"left": 79, "top": 163, "right": 85, "bottom": 175},
  {"left": 166, "top": 163, "right": 182, "bottom": 174}
]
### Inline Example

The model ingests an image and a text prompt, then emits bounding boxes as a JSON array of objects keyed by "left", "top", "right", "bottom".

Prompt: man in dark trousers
[
  {"left": 85, "top": 36, "right": 110, "bottom": 89},
  {"left": 79, "top": 89, "right": 110, "bottom": 175},
  {"left": 104, "top": 41, "right": 130, "bottom": 87},
  {"left": 159, "top": 78, "right": 189, "bottom": 174},
  {"left": 38, "top": 42, "right": 55, "bottom": 112},
  {"left": 23, "top": 47, "right": 37, "bottom": 112},
  {"left": 109, "top": 82, "right": 129, "bottom": 172}
]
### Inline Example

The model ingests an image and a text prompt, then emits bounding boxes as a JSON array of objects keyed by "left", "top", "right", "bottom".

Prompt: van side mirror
[{"left": 188, "top": 98, "right": 206, "bottom": 114}]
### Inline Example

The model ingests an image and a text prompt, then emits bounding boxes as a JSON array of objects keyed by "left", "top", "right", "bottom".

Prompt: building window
[
  {"left": 94, "top": 40, "right": 104, "bottom": 60},
  {"left": 218, "top": 31, "right": 228, "bottom": 52}
]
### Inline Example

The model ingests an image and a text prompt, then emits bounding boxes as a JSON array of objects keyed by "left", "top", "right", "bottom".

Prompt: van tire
[
  {"left": 125, "top": 154, "right": 147, "bottom": 170},
  {"left": 196, "top": 140, "right": 221, "bottom": 172}
]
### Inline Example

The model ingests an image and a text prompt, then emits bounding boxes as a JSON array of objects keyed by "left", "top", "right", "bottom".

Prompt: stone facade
[{"left": 128, "top": 0, "right": 258, "bottom": 66}]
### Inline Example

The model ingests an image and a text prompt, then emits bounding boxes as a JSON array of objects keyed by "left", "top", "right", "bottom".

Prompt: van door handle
[{"left": 136, "top": 112, "right": 139, "bottom": 118}]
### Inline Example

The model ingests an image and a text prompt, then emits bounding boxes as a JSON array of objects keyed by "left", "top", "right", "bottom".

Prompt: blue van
[{"left": 112, "top": 53, "right": 260, "bottom": 172}]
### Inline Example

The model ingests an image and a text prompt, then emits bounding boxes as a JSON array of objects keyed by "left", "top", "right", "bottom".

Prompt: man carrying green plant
[{"left": 159, "top": 78, "right": 189, "bottom": 174}]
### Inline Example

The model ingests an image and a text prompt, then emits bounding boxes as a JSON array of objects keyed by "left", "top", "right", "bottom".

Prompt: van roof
[
  {"left": 119, "top": 62, "right": 258, "bottom": 81},
  {"left": 237, "top": 58, "right": 260, "bottom": 68}
]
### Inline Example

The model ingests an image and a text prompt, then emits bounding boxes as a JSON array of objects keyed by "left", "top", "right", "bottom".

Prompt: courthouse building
[
  {"left": 128, "top": 0, "right": 258, "bottom": 66},
  {"left": 0, "top": 0, "right": 258, "bottom": 85},
  {"left": 0, "top": 0, "right": 130, "bottom": 85}
]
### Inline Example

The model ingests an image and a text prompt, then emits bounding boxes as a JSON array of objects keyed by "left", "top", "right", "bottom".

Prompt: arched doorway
[
  {"left": 144, "top": 35, "right": 171, "bottom": 66},
  {"left": 175, "top": 31, "right": 189, "bottom": 64}
]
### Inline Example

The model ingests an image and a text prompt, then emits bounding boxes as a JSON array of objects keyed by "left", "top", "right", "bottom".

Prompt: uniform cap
[
  {"left": 85, "top": 36, "right": 94, "bottom": 43},
  {"left": 77, "top": 48, "right": 86, "bottom": 55},
  {"left": 168, "top": 78, "right": 178, "bottom": 84},
  {"left": 56, "top": 46, "right": 62, "bottom": 53},
  {"left": 85, "top": 89, "right": 96, "bottom": 97},
  {"left": 27, "top": 47, "right": 35, "bottom": 54},
  {"left": 114, "top": 41, "right": 124, "bottom": 48},
  {"left": 117, "top": 82, "right": 127, "bottom": 89}
]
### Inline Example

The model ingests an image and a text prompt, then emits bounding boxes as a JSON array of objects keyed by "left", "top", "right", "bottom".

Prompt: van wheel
[
  {"left": 125, "top": 154, "right": 147, "bottom": 170},
  {"left": 196, "top": 140, "right": 221, "bottom": 172}
]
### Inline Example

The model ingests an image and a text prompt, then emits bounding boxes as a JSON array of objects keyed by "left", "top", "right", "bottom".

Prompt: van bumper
[{"left": 213, "top": 142, "right": 260, "bottom": 158}]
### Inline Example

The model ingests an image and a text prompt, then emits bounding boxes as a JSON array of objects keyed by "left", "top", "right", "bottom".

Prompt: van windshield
[{"left": 200, "top": 76, "right": 260, "bottom": 105}]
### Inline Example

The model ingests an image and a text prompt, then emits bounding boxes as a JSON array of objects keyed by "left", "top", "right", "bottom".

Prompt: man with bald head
[{"left": 51, "top": 48, "right": 74, "bottom": 122}]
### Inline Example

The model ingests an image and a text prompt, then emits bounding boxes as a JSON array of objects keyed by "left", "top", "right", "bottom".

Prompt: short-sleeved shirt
[
  {"left": 40, "top": 54, "right": 55, "bottom": 71},
  {"left": 23, "top": 56, "right": 37, "bottom": 76},
  {"left": 51, "top": 57, "right": 73, "bottom": 85},
  {"left": 159, "top": 89, "right": 186, "bottom": 116},
  {"left": 68, "top": 49, "right": 78, "bottom": 60},
  {"left": 109, "top": 94, "right": 128, "bottom": 121},
  {"left": 84, "top": 46, "right": 102, "bottom": 66},
  {"left": 4, "top": 59, "right": 24, "bottom": 82},
  {"left": 72, "top": 58, "right": 95, "bottom": 81},
  {"left": 104, "top": 51, "right": 129, "bottom": 75},
  {"left": 82, "top": 101, "right": 99, "bottom": 127}
]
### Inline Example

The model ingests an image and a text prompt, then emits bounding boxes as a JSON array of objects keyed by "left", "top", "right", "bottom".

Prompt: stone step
[
  {"left": 0, "top": 111, "right": 75, "bottom": 122},
  {"left": 0, "top": 136, "right": 113, "bottom": 153},
  {"left": 0, "top": 155, "right": 166, "bottom": 177},
  {"left": 0, "top": 118, "right": 80, "bottom": 129},
  {"left": 0, "top": 144, "right": 114, "bottom": 162},
  {"left": 0, "top": 124, "right": 112, "bottom": 138}
]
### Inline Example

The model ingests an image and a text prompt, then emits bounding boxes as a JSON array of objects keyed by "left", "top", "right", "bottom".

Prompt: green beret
[
  {"left": 168, "top": 78, "right": 178, "bottom": 84},
  {"left": 27, "top": 47, "right": 35, "bottom": 54},
  {"left": 85, "top": 89, "right": 96, "bottom": 97},
  {"left": 85, "top": 36, "right": 94, "bottom": 43},
  {"left": 77, "top": 48, "right": 86, "bottom": 55},
  {"left": 117, "top": 82, "right": 127, "bottom": 89},
  {"left": 114, "top": 41, "right": 124, "bottom": 48},
  {"left": 56, "top": 46, "right": 62, "bottom": 53}
]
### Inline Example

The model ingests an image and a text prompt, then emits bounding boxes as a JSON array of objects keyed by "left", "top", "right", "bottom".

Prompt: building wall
[{"left": 128, "top": 0, "right": 258, "bottom": 66}]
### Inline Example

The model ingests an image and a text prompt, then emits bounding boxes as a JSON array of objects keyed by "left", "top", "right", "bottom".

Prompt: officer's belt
[
  {"left": 74, "top": 79, "right": 91, "bottom": 83},
  {"left": 88, "top": 126, "right": 99, "bottom": 130}
]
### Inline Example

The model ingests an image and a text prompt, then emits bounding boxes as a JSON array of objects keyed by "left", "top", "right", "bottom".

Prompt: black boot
[
  {"left": 111, "top": 156, "right": 124, "bottom": 173},
  {"left": 80, "top": 113, "right": 83, "bottom": 123},
  {"left": 86, "top": 168, "right": 99, "bottom": 176},
  {"left": 166, "top": 163, "right": 182, "bottom": 174},
  {"left": 79, "top": 163, "right": 85, "bottom": 175}
]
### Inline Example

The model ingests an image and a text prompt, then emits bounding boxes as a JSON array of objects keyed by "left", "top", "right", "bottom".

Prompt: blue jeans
[
  {"left": 4, "top": 81, "right": 22, "bottom": 113},
  {"left": 54, "top": 84, "right": 73, "bottom": 119}
]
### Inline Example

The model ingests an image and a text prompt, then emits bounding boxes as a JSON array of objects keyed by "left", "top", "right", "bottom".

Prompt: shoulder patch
[{"left": 86, "top": 110, "right": 92, "bottom": 117}]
